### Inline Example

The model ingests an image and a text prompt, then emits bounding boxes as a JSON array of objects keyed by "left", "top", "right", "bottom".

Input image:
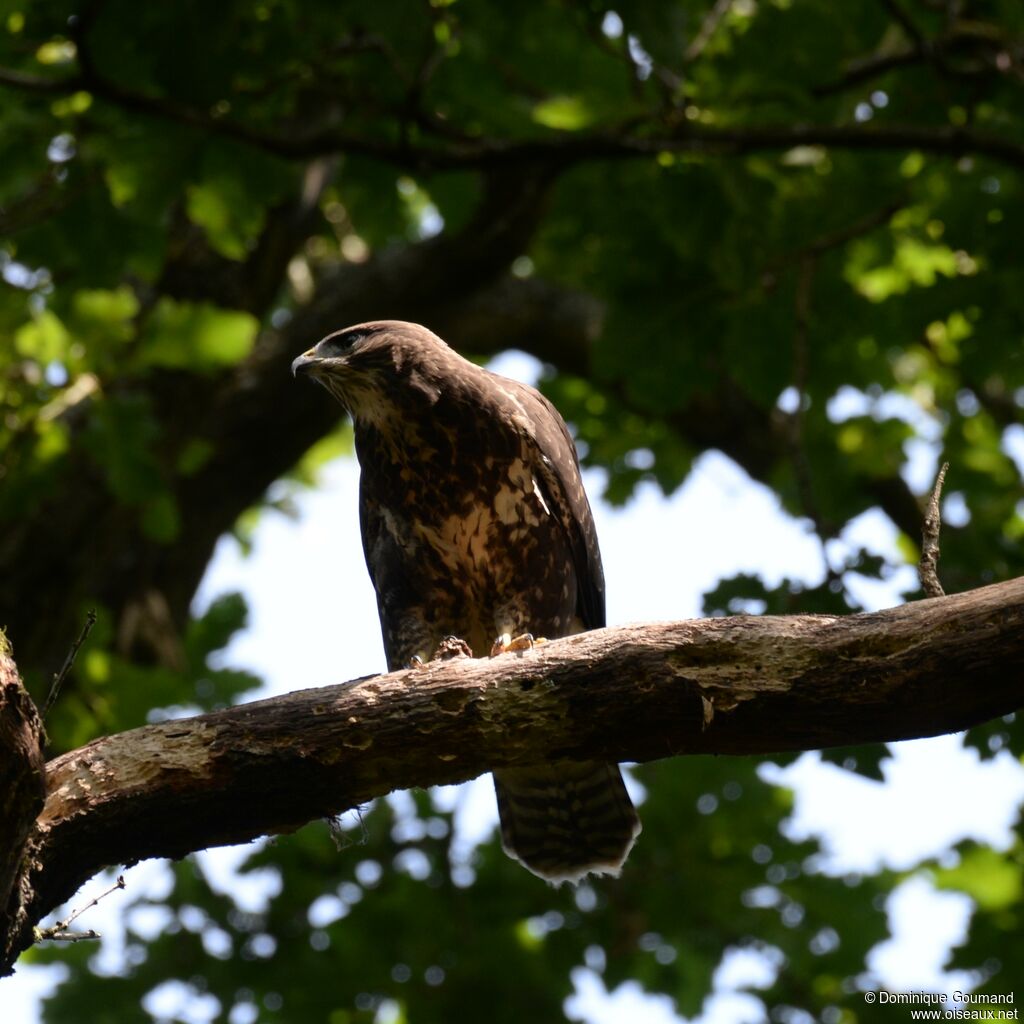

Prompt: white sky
[{"left": 6, "top": 353, "right": 1023, "bottom": 1023}]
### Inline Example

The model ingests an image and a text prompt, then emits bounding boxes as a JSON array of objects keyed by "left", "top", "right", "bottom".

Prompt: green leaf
[
  {"left": 186, "top": 180, "right": 265, "bottom": 260},
  {"left": 532, "top": 95, "right": 593, "bottom": 131},
  {"left": 14, "top": 309, "right": 70, "bottom": 362},
  {"left": 139, "top": 299, "right": 259, "bottom": 371},
  {"left": 933, "top": 845, "right": 1024, "bottom": 912},
  {"left": 140, "top": 491, "right": 181, "bottom": 543}
]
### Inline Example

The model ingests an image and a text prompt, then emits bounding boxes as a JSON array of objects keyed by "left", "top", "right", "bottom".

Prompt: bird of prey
[{"left": 292, "top": 320, "right": 640, "bottom": 884}]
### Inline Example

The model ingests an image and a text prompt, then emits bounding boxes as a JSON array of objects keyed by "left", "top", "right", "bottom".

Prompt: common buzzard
[{"left": 293, "top": 321, "right": 640, "bottom": 883}]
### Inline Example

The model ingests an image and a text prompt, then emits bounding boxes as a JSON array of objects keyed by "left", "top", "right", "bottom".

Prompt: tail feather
[{"left": 493, "top": 762, "right": 640, "bottom": 885}]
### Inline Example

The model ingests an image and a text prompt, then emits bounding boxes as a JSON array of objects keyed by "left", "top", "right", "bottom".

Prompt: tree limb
[
  {"left": 3, "top": 57, "right": 1024, "bottom": 172},
  {"left": 2, "top": 576, "right": 1022, "bottom": 974}
]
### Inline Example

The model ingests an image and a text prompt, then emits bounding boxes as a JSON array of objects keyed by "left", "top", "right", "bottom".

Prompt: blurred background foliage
[{"left": 1, "top": 0, "right": 1022, "bottom": 1019}]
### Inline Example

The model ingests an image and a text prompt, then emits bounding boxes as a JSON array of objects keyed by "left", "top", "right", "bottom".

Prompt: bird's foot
[
  {"left": 433, "top": 635, "right": 474, "bottom": 661},
  {"left": 490, "top": 632, "right": 548, "bottom": 657},
  {"left": 406, "top": 636, "right": 473, "bottom": 670}
]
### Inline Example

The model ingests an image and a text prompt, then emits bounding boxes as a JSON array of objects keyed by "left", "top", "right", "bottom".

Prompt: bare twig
[
  {"left": 804, "top": 197, "right": 906, "bottom": 258},
  {"left": 581, "top": 15, "right": 650, "bottom": 102},
  {"left": 34, "top": 874, "right": 125, "bottom": 943},
  {"left": 812, "top": 47, "right": 922, "bottom": 97},
  {"left": 327, "top": 807, "right": 370, "bottom": 851},
  {"left": 43, "top": 609, "right": 97, "bottom": 719},
  {"left": 33, "top": 928, "right": 101, "bottom": 943},
  {"left": 762, "top": 197, "right": 904, "bottom": 288},
  {"left": 684, "top": 0, "right": 734, "bottom": 63},
  {"left": 814, "top": 6, "right": 1024, "bottom": 96},
  {"left": 0, "top": 171, "right": 90, "bottom": 237},
  {"left": 920, "top": 462, "right": 950, "bottom": 597},
  {"left": 0, "top": 66, "right": 77, "bottom": 93}
]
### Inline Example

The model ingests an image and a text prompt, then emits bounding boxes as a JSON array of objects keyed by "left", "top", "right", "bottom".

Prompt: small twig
[
  {"left": 812, "top": 47, "right": 922, "bottom": 97},
  {"left": 34, "top": 874, "right": 125, "bottom": 943},
  {"left": 803, "top": 197, "right": 907, "bottom": 258},
  {"left": 763, "top": 197, "right": 906, "bottom": 284},
  {"left": 920, "top": 462, "right": 950, "bottom": 597},
  {"left": 684, "top": 0, "right": 734, "bottom": 63},
  {"left": 0, "top": 66, "right": 82, "bottom": 93},
  {"left": 34, "top": 928, "right": 101, "bottom": 943},
  {"left": 43, "top": 609, "right": 97, "bottom": 719},
  {"left": 327, "top": 806, "right": 369, "bottom": 851},
  {"left": 580, "top": 12, "right": 670, "bottom": 103}
]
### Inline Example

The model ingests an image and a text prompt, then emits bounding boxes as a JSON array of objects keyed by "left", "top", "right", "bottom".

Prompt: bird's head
[{"left": 292, "top": 320, "right": 450, "bottom": 422}]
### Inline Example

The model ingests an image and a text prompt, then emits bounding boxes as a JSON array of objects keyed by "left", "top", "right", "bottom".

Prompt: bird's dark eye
[{"left": 320, "top": 331, "right": 364, "bottom": 357}]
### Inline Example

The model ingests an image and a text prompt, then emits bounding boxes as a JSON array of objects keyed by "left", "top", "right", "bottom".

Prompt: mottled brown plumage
[{"left": 292, "top": 321, "right": 640, "bottom": 883}]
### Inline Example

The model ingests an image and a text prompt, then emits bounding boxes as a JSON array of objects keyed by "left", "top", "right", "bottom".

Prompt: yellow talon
[{"left": 490, "top": 632, "right": 545, "bottom": 656}]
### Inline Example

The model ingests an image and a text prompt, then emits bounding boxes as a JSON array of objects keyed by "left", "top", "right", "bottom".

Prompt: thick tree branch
[
  {"left": 3, "top": 60, "right": 1024, "bottom": 171},
  {"left": 811, "top": 47, "right": 923, "bottom": 97},
  {"left": 2, "top": 576, "right": 1022, "bottom": 973}
]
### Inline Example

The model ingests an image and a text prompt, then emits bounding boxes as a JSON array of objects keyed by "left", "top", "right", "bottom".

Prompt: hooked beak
[{"left": 291, "top": 349, "right": 318, "bottom": 377}]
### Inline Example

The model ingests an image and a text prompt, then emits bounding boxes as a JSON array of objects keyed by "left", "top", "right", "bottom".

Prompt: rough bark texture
[
  {"left": 1, "top": 576, "right": 1022, "bottom": 974},
  {"left": 0, "top": 636, "right": 46, "bottom": 972}
]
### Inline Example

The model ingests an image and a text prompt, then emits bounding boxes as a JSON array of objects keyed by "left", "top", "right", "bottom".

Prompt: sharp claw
[
  {"left": 508, "top": 633, "right": 535, "bottom": 652},
  {"left": 409, "top": 638, "right": 473, "bottom": 668},
  {"left": 433, "top": 636, "right": 473, "bottom": 660},
  {"left": 491, "top": 632, "right": 545, "bottom": 656}
]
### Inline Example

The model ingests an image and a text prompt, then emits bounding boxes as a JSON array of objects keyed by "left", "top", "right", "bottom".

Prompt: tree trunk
[{"left": 0, "top": 636, "right": 47, "bottom": 972}]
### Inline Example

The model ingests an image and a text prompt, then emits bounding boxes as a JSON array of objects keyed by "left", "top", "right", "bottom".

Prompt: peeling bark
[
  {"left": 0, "top": 637, "right": 46, "bottom": 971},
  {"left": 1, "top": 577, "right": 1022, "bottom": 974}
]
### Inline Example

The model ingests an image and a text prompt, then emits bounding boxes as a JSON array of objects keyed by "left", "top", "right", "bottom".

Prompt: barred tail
[{"left": 493, "top": 762, "right": 641, "bottom": 885}]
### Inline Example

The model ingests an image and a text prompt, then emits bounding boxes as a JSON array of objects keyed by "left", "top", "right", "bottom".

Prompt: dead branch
[
  {"left": 920, "top": 462, "right": 950, "bottom": 598},
  {"left": 43, "top": 610, "right": 96, "bottom": 720}
]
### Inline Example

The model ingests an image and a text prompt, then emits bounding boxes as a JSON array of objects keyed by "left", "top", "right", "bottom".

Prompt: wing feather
[{"left": 501, "top": 379, "right": 606, "bottom": 630}]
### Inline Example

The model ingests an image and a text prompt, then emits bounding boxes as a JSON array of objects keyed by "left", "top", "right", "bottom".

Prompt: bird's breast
[{"left": 411, "top": 457, "right": 551, "bottom": 576}]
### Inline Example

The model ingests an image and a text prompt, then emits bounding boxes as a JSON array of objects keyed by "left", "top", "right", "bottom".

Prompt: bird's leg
[{"left": 490, "top": 632, "right": 548, "bottom": 657}]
